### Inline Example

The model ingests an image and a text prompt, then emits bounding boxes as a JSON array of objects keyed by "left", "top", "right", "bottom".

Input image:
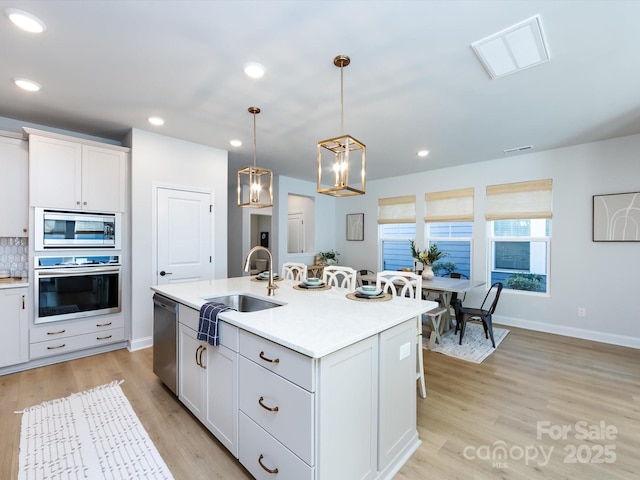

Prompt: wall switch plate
[{"left": 578, "top": 307, "right": 586, "bottom": 317}]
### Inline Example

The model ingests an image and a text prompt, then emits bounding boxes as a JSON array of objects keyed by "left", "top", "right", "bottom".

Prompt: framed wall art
[
  {"left": 593, "top": 191, "right": 640, "bottom": 242},
  {"left": 346, "top": 213, "right": 364, "bottom": 241}
]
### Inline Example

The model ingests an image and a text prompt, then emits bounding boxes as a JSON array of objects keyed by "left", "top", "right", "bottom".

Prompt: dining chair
[
  {"left": 454, "top": 282, "right": 503, "bottom": 348},
  {"left": 447, "top": 272, "right": 469, "bottom": 320},
  {"left": 376, "top": 270, "right": 427, "bottom": 399},
  {"left": 356, "top": 269, "right": 375, "bottom": 287},
  {"left": 281, "top": 262, "right": 308, "bottom": 281},
  {"left": 322, "top": 265, "right": 358, "bottom": 290}
]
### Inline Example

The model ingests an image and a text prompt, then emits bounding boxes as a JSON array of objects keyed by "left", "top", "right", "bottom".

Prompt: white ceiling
[{"left": 2, "top": 0, "right": 640, "bottom": 183}]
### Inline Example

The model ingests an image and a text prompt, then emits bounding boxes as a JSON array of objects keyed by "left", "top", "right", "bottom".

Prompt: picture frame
[
  {"left": 346, "top": 213, "right": 364, "bottom": 241},
  {"left": 593, "top": 191, "right": 640, "bottom": 242}
]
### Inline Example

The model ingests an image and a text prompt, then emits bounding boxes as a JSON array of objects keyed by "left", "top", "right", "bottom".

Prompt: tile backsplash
[{"left": 0, "top": 237, "right": 28, "bottom": 278}]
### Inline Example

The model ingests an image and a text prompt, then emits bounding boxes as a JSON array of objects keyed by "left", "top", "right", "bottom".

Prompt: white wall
[
  {"left": 127, "top": 129, "right": 228, "bottom": 350},
  {"left": 329, "top": 134, "right": 640, "bottom": 348}
]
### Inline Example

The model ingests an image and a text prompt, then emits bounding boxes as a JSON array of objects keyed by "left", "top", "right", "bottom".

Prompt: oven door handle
[{"left": 36, "top": 266, "right": 121, "bottom": 276}]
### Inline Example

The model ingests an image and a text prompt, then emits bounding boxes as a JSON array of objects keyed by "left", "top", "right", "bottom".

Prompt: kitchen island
[{"left": 151, "top": 276, "right": 436, "bottom": 480}]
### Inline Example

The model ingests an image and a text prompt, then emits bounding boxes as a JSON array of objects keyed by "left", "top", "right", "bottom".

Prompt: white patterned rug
[
  {"left": 17, "top": 380, "right": 174, "bottom": 480},
  {"left": 423, "top": 323, "right": 509, "bottom": 363}
]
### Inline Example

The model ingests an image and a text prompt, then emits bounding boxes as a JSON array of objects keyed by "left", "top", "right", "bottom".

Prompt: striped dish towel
[{"left": 197, "top": 302, "right": 235, "bottom": 346}]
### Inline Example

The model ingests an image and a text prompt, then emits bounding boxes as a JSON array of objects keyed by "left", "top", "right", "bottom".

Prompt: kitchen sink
[{"left": 203, "top": 294, "right": 283, "bottom": 313}]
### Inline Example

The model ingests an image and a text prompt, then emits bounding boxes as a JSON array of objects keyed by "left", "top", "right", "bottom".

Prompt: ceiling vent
[
  {"left": 472, "top": 15, "right": 550, "bottom": 79},
  {"left": 503, "top": 145, "right": 533, "bottom": 154}
]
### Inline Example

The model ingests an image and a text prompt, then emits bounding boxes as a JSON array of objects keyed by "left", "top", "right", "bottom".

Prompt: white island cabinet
[{"left": 151, "top": 277, "right": 436, "bottom": 480}]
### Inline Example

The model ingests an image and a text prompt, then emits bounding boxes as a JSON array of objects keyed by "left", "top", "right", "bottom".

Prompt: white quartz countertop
[{"left": 151, "top": 276, "right": 438, "bottom": 358}]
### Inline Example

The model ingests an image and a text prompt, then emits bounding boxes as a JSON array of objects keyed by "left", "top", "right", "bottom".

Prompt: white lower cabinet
[
  {"left": 29, "top": 316, "right": 125, "bottom": 359},
  {"left": 178, "top": 306, "right": 238, "bottom": 457},
  {"left": 0, "top": 287, "right": 29, "bottom": 368}
]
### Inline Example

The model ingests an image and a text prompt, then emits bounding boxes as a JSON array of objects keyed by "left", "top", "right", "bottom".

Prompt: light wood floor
[{"left": 1, "top": 326, "right": 639, "bottom": 479}]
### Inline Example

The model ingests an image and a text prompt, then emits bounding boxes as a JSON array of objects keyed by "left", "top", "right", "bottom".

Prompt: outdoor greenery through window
[
  {"left": 426, "top": 222, "right": 473, "bottom": 277},
  {"left": 490, "top": 219, "right": 550, "bottom": 293}
]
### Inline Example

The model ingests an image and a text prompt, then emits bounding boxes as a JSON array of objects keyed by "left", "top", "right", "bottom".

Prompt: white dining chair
[
  {"left": 281, "top": 262, "right": 308, "bottom": 281},
  {"left": 376, "top": 270, "right": 427, "bottom": 398},
  {"left": 322, "top": 265, "right": 358, "bottom": 290}
]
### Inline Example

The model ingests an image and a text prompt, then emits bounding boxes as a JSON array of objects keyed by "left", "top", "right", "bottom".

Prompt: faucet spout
[{"left": 243, "top": 246, "right": 278, "bottom": 296}]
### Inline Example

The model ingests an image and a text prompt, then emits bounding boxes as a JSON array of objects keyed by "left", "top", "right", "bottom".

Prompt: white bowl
[
  {"left": 357, "top": 286, "right": 383, "bottom": 296},
  {"left": 360, "top": 285, "right": 377, "bottom": 293}
]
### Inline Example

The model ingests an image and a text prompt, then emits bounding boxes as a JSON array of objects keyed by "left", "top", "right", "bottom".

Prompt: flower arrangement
[
  {"left": 318, "top": 249, "right": 340, "bottom": 265},
  {"left": 409, "top": 240, "right": 448, "bottom": 266}
]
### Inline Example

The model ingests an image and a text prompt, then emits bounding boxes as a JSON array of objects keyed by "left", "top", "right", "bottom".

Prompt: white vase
[{"left": 422, "top": 265, "right": 434, "bottom": 281}]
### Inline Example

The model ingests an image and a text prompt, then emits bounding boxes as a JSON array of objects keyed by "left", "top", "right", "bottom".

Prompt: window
[
  {"left": 427, "top": 222, "right": 473, "bottom": 277},
  {"left": 380, "top": 223, "right": 416, "bottom": 271},
  {"left": 424, "top": 188, "right": 474, "bottom": 277},
  {"left": 486, "top": 179, "right": 553, "bottom": 294},
  {"left": 490, "top": 219, "right": 550, "bottom": 293},
  {"left": 378, "top": 195, "right": 416, "bottom": 271}
]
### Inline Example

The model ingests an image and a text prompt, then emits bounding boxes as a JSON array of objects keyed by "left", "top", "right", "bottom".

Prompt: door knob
[{"left": 159, "top": 270, "right": 172, "bottom": 276}]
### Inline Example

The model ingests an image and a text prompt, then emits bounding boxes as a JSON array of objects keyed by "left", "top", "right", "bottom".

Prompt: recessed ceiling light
[
  {"left": 148, "top": 116, "right": 165, "bottom": 126},
  {"left": 243, "top": 62, "right": 265, "bottom": 79},
  {"left": 5, "top": 8, "right": 46, "bottom": 33},
  {"left": 417, "top": 150, "right": 430, "bottom": 157},
  {"left": 14, "top": 78, "right": 41, "bottom": 92},
  {"left": 229, "top": 139, "right": 242, "bottom": 147}
]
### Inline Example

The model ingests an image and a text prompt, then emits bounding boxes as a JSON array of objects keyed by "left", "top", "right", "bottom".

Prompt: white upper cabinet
[
  {"left": 0, "top": 135, "right": 28, "bottom": 236},
  {"left": 26, "top": 130, "right": 127, "bottom": 212}
]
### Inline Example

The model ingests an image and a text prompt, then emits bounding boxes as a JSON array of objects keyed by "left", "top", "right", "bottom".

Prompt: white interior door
[
  {"left": 157, "top": 187, "right": 212, "bottom": 284},
  {"left": 288, "top": 213, "right": 304, "bottom": 253}
]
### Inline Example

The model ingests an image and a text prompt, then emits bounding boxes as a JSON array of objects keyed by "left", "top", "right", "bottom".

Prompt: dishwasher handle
[{"left": 153, "top": 294, "right": 178, "bottom": 312}]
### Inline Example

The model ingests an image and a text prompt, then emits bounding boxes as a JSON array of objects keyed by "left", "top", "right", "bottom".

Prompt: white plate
[
  {"left": 356, "top": 286, "right": 383, "bottom": 296},
  {"left": 300, "top": 282, "right": 325, "bottom": 288},
  {"left": 257, "top": 273, "right": 279, "bottom": 279}
]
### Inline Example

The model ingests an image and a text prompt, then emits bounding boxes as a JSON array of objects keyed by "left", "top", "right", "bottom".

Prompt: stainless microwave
[{"left": 34, "top": 208, "right": 122, "bottom": 250}]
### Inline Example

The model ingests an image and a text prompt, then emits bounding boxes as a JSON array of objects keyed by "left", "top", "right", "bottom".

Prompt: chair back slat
[
  {"left": 282, "top": 262, "right": 308, "bottom": 281},
  {"left": 376, "top": 270, "right": 422, "bottom": 299},
  {"left": 480, "top": 282, "right": 503, "bottom": 314},
  {"left": 322, "top": 266, "right": 358, "bottom": 290}
]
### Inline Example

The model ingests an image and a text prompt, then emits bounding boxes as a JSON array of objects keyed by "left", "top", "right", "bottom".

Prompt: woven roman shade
[
  {"left": 485, "top": 179, "right": 553, "bottom": 220},
  {"left": 377, "top": 195, "right": 416, "bottom": 224},
  {"left": 424, "top": 188, "right": 474, "bottom": 222}
]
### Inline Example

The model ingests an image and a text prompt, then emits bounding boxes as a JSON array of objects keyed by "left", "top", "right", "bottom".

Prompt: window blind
[
  {"left": 424, "top": 187, "right": 474, "bottom": 222},
  {"left": 485, "top": 179, "right": 552, "bottom": 220},
  {"left": 377, "top": 195, "right": 416, "bottom": 224}
]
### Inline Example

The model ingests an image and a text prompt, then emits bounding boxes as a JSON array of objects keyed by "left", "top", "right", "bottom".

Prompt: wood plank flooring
[{"left": 1, "top": 325, "right": 639, "bottom": 479}]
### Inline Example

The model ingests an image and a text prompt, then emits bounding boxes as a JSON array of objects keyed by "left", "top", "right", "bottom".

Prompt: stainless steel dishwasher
[{"left": 153, "top": 293, "right": 178, "bottom": 395}]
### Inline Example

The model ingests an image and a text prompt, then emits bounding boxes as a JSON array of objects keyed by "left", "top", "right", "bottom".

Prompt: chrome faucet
[{"left": 243, "top": 246, "right": 278, "bottom": 296}]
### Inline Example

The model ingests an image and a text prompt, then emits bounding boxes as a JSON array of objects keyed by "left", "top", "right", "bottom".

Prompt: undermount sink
[{"left": 204, "top": 294, "right": 283, "bottom": 313}]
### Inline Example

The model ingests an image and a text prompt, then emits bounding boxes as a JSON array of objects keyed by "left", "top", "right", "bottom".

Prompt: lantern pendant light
[
  {"left": 237, "top": 106, "right": 273, "bottom": 208},
  {"left": 317, "top": 55, "right": 366, "bottom": 197}
]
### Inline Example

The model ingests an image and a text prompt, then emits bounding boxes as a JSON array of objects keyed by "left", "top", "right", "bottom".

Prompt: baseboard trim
[
  {"left": 494, "top": 315, "right": 640, "bottom": 349},
  {"left": 129, "top": 336, "right": 153, "bottom": 352}
]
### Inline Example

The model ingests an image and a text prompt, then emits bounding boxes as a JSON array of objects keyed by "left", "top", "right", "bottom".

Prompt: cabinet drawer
[
  {"left": 30, "top": 327, "right": 125, "bottom": 359},
  {"left": 239, "top": 330, "right": 314, "bottom": 391},
  {"left": 239, "top": 412, "right": 313, "bottom": 480},
  {"left": 30, "top": 316, "right": 125, "bottom": 343},
  {"left": 178, "top": 305, "right": 238, "bottom": 351},
  {"left": 239, "top": 356, "right": 314, "bottom": 465}
]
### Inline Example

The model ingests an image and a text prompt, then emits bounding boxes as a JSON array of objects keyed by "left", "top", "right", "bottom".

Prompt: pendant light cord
[
  {"left": 340, "top": 63, "right": 344, "bottom": 136},
  {"left": 253, "top": 111, "right": 257, "bottom": 168}
]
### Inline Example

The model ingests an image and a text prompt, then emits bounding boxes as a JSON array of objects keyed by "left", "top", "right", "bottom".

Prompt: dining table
[{"left": 360, "top": 273, "right": 486, "bottom": 341}]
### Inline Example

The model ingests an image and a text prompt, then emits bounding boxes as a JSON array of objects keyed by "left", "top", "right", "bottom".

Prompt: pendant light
[
  {"left": 317, "top": 55, "right": 366, "bottom": 197},
  {"left": 237, "top": 106, "right": 273, "bottom": 208}
]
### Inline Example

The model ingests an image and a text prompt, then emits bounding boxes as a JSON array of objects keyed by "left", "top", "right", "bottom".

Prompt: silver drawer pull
[
  {"left": 96, "top": 335, "right": 113, "bottom": 340},
  {"left": 258, "top": 396, "right": 279, "bottom": 412},
  {"left": 258, "top": 454, "right": 279, "bottom": 474},
  {"left": 259, "top": 351, "right": 280, "bottom": 364},
  {"left": 96, "top": 322, "right": 112, "bottom": 327},
  {"left": 47, "top": 329, "right": 66, "bottom": 335},
  {"left": 47, "top": 344, "right": 66, "bottom": 350}
]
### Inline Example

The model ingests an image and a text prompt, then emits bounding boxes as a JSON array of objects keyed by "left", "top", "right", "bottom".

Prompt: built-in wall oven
[{"left": 34, "top": 255, "right": 121, "bottom": 324}]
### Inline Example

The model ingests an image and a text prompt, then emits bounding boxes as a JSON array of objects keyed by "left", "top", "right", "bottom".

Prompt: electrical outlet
[{"left": 578, "top": 307, "right": 586, "bottom": 318}]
